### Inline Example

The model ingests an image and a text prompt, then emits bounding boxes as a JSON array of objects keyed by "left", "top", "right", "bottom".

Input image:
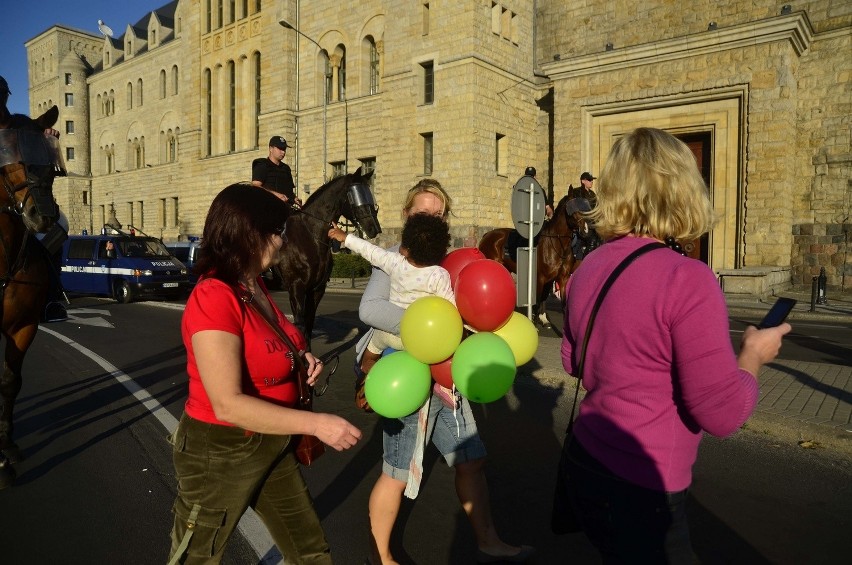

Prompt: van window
[
  {"left": 169, "top": 247, "right": 190, "bottom": 262},
  {"left": 68, "top": 239, "right": 96, "bottom": 260},
  {"left": 119, "top": 238, "right": 172, "bottom": 258}
]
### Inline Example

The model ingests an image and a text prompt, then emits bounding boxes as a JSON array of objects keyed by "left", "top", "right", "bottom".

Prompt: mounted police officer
[{"left": 566, "top": 171, "right": 602, "bottom": 260}]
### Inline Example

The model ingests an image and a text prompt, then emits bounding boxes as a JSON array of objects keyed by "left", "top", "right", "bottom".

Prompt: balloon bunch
[{"left": 364, "top": 248, "right": 539, "bottom": 418}]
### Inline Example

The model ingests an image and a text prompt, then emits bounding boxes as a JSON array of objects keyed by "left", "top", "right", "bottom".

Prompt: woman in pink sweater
[{"left": 559, "top": 128, "right": 790, "bottom": 563}]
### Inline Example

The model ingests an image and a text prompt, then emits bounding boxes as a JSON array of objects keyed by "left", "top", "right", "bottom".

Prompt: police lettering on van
[{"left": 60, "top": 233, "right": 191, "bottom": 303}]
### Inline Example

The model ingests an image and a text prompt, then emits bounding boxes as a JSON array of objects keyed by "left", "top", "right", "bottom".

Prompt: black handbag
[{"left": 551, "top": 242, "right": 665, "bottom": 535}]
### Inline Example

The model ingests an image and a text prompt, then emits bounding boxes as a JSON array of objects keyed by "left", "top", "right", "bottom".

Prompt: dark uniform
[{"left": 252, "top": 158, "right": 296, "bottom": 201}]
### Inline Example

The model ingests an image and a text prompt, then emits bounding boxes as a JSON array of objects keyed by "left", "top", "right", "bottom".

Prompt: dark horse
[
  {"left": 275, "top": 168, "right": 381, "bottom": 349},
  {"left": 0, "top": 104, "right": 63, "bottom": 487},
  {"left": 478, "top": 195, "right": 598, "bottom": 329}
]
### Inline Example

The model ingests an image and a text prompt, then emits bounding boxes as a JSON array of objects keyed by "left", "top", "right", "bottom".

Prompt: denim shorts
[{"left": 382, "top": 393, "right": 487, "bottom": 481}]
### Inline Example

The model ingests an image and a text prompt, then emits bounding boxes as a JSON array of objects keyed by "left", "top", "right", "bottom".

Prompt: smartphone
[{"left": 757, "top": 297, "right": 796, "bottom": 329}]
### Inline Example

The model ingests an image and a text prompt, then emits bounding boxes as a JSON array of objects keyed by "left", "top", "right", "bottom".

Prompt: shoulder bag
[
  {"left": 551, "top": 241, "right": 665, "bottom": 534},
  {"left": 237, "top": 286, "right": 326, "bottom": 466}
]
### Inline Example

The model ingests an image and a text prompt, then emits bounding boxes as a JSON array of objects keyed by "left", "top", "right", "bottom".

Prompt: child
[{"left": 328, "top": 213, "right": 453, "bottom": 359}]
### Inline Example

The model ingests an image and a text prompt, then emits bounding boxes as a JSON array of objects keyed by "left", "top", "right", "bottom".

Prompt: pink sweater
[{"left": 561, "top": 236, "right": 758, "bottom": 492}]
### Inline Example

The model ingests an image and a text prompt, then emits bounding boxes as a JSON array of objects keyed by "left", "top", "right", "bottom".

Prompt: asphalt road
[{"left": 0, "top": 292, "right": 849, "bottom": 564}]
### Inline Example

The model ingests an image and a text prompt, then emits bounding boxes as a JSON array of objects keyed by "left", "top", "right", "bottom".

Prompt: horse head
[
  {"left": 0, "top": 105, "right": 64, "bottom": 232},
  {"left": 302, "top": 168, "right": 381, "bottom": 238}
]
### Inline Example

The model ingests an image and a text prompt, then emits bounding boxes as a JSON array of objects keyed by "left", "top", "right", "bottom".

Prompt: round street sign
[{"left": 511, "top": 175, "right": 546, "bottom": 237}]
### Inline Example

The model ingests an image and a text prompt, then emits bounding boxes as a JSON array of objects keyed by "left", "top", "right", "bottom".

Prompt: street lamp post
[{"left": 280, "top": 19, "right": 327, "bottom": 184}]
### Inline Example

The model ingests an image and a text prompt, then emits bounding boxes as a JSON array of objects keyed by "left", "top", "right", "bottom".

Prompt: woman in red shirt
[{"left": 168, "top": 183, "right": 361, "bottom": 564}]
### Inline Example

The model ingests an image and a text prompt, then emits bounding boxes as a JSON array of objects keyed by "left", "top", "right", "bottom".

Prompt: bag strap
[
  {"left": 235, "top": 283, "right": 312, "bottom": 408},
  {"left": 564, "top": 241, "right": 666, "bottom": 435}
]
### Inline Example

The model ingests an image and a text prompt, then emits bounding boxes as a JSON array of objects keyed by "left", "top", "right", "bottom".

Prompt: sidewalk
[
  {"left": 327, "top": 279, "right": 852, "bottom": 452},
  {"left": 522, "top": 286, "right": 852, "bottom": 453}
]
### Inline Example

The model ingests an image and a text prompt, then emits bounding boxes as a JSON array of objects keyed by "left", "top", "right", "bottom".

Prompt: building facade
[{"left": 24, "top": 1, "right": 851, "bottom": 291}]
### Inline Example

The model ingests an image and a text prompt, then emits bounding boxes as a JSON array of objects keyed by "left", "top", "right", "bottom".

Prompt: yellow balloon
[
  {"left": 400, "top": 296, "right": 464, "bottom": 364},
  {"left": 493, "top": 312, "right": 539, "bottom": 366}
]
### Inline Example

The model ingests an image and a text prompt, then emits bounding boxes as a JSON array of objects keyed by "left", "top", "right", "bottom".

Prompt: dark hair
[
  {"left": 194, "top": 183, "right": 290, "bottom": 283},
  {"left": 401, "top": 213, "right": 451, "bottom": 266}
]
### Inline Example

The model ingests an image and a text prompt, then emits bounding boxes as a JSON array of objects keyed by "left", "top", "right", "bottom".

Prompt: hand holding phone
[{"left": 757, "top": 297, "right": 796, "bottom": 329}]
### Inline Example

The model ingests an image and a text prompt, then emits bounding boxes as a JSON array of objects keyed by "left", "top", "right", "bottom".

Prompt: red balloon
[
  {"left": 429, "top": 356, "right": 454, "bottom": 389},
  {"left": 454, "top": 259, "right": 516, "bottom": 331},
  {"left": 441, "top": 247, "right": 487, "bottom": 290}
]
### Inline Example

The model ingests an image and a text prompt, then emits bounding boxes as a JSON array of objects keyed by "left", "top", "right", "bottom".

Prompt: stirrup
[{"left": 43, "top": 302, "right": 68, "bottom": 323}]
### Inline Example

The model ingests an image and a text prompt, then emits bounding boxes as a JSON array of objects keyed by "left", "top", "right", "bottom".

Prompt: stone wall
[{"left": 792, "top": 222, "right": 852, "bottom": 289}]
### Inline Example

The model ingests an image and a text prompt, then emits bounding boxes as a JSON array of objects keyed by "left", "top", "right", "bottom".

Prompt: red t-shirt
[{"left": 181, "top": 276, "right": 305, "bottom": 425}]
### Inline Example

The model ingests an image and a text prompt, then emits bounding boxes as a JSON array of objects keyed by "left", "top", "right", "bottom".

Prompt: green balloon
[
  {"left": 364, "top": 351, "right": 432, "bottom": 418},
  {"left": 451, "top": 332, "right": 516, "bottom": 403}
]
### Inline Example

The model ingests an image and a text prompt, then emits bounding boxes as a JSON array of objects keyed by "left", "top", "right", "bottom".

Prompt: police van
[
  {"left": 60, "top": 231, "right": 191, "bottom": 303},
  {"left": 164, "top": 240, "right": 202, "bottom": 284}
]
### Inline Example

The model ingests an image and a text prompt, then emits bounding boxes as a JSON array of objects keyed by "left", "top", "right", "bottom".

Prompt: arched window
[
  {"left": 204, "top": 68, "right": 212, "bottom": 156},
  {"left": 159, "top": 69, "right": 167, "bottom": 99},
  {"left": 137, "top": 79, "right": 143, "bottom": 106},
  {"left": 228, "top": 60, "right": 236, "bottom": 152},
  {"left": 337, "top": 46, "right": 346, "bottom": 101},
  {"left": 171, "top": 65, "right": 179, "bottom": 95},
  {"left": 369, "top": 38, "right": 380, "bottom": 95},
  {"left": 253, "top": 52, "right": 261, "bottom": 147},
  {"left": 127, "top": 82, "right": 133, "bottom": 109}
]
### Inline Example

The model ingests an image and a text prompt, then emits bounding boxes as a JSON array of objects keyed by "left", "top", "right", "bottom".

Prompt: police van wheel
[{"left": 115, "top": 281, "right": 134, "bottom": 304}]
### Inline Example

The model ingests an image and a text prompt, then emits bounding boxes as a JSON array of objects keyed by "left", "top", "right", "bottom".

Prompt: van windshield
[{"left": 120, "top": 238, "right": 172, "bottom": 258}]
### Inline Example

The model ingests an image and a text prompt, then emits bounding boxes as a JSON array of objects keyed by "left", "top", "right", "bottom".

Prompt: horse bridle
[{"left": 290, "top": 182, "right": 380, "bottom": 247}]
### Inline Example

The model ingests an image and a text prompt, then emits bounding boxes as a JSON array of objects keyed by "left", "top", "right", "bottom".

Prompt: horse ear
[
  {"left": 354, "top": 166, "right": 363, "bottom": 177},
  {"left": 35, "top": 105, "right": 59, "bottom": 130}
]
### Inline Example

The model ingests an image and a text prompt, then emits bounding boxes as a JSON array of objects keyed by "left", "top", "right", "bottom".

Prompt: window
[
  {"left": 205, "top": 0, "right": 211, "bottom": 33},
  {"left": 331, "top": 161, "right": 346, "bottom": 179},
  {"left": 228, "top": 0, "right": 235, "bottom": 24},
  {"left": 172, "top": 197, "right": 179, "bottom": 227},
  {"left": 160, "top": 198, "right": 167, "bottom": 227},
  {"left": 422, "top": 133, "right": 433, "bottom": 175},
  {"left": 68, "top": 239, "right": 95, "bottom": 260},
  {"left": 359, "top": 157, "right": 376, "bottom": 187},
  {"left": 338, "top": 47, "right": 347, "bottom": 101},
  {"left": 83, "top": 190, "right": 89, "bottom": 205},
  {"left": 495, "top": 133, "right": 507, "bottom": 175},
  {"left": 324, "top": 58, "right": 332, "bottom": 104},
  {"left": 160, "top": 69, "right": 167, "bottom": 99},
  {"left": 253, "top": 53, "right": 261, "bottom": 146},
  {"left": 66, "top": 120, "right": 75, "bottom": 134},
  {"left": 64, "top": 73, "right": 72, "bottom": 85},
  {"left": 241, "top": 0, "right": 248, "bottom": 19},
  {"left": 151, "top": 29, "right": 157, "bottom": 45},
  {"left": 217, "top": 0, "right": 223, "bottom": 29},
  {"left": 172, "top": 65, "right": 179, "bottom": 95},
  {"left": 127, "top": 82, "right": 133, "bottom": 109},
  {"left": 421, "top": 61, "right": 434, "bottom": 105},
  {"left": 369, "top": 39, "right": 380, "bottom": 95},
  {"left": 204, "top": 69, "right": 212, "bottom": 156},
  {"left": 66, "top": 147, "right": 75, "bottom": 161},
  {"left": 228, "top": 61, "right": 236, "bottom": 152},
  {"left": 64, "top": 93, "right": 74, "bottom": 107},
  {"left": 137, "top": 79, "right": 143, "bottom": 106}
]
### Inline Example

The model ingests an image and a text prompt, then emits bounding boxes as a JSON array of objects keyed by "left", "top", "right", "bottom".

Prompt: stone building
[{"left": 23, "top": 1, "right": 851, "bottom": 291}]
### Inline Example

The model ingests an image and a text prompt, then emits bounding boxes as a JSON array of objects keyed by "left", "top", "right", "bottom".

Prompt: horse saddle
[{"left": 505, "top": 230, "right": 541, "bottom": 262}]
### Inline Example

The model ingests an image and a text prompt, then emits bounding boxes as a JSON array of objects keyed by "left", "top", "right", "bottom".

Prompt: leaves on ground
[{"left": 798, "top": 440, "right": 823, "bottom": 449}]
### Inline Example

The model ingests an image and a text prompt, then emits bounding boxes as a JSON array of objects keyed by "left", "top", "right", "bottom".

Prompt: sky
[{"left": 2, "top": 1, "right": 163, "bottom": 115}]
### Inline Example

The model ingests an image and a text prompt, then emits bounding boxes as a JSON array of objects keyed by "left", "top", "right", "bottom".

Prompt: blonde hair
[
  {"left": 403, "top": 178, "right": 452, "bottom": 219},
  {"left": 591, "top": 127, "right": 717, "bottom": 242}
]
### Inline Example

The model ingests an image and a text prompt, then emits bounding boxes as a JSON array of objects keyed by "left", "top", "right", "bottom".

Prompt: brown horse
[
  {"left": 275, "top": 168, "right": 381, "bottom": 349},
  {"left": 478, "top": 195, "right": 597, "bottom": 328},
  {"left": 0, "top": 105, "right": 63, "bottom": 487}
]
